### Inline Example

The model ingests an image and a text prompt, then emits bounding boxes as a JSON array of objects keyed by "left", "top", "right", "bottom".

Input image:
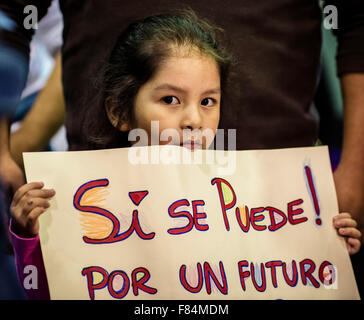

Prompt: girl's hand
[
  {"left": 333, "top": 212, "right": 362, "bottom": 255},
  {"left": 10, "top": 182, "right": 55, "bottom": 238}
]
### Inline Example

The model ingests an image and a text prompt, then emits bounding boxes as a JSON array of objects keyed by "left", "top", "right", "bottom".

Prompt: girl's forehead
[
  {"left": 141, "top": 56, "right": 221, "bottom": 98},
  {"left": 155, "top": 47, "right": 220, "bottom": 75},
  {"left": 149, "top": 53, "right": 220, "bottom": 87},
  {"left": 168, "top": 43, "right": 204, "bottom": 57},
  {"left": 167, "top": 44, "right": 220, "bottom": 65}
]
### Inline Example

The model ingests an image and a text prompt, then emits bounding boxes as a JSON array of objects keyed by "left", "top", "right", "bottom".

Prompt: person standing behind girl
[{"left": 9, "top": 9, "right": 361, "bottom": 300}]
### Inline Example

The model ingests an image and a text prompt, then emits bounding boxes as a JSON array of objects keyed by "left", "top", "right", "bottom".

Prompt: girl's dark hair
[{"left": 84, "top": 8, "right": 233, "bottom": 149}]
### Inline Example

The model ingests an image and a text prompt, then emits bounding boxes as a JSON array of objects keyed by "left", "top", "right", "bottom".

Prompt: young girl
[{"left": 9, "top": 10, "right": 362, "bottom": 300}]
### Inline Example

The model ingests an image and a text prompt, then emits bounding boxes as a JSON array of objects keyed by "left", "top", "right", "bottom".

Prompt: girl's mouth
[{"left": 181, "top": 140, "right": 202, "bottom": 150}]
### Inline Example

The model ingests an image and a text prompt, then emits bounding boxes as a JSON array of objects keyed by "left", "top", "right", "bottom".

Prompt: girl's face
[{"left": 124, "top": 49, "right": 221, "bottom": 150}]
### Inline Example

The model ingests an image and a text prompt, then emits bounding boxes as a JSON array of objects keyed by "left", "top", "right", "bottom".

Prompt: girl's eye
[
  {"left": 161, "top": 96, "right": 180, "bottom": 105},
  {"left": 201, "top": 98, "right": 216, "bottom": 107}
]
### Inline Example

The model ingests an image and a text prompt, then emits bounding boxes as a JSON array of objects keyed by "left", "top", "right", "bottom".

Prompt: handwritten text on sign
[{"left": 75, "top": 167, "right": 332, "bottom": 300}]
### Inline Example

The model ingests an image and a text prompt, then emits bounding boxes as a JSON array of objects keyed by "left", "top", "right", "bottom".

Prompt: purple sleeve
[{"left": 9, "top": 219, "right": 50, "bottom": 300}]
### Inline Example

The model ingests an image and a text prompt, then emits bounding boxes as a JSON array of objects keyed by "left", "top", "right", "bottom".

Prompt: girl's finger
[
  {"left": 26, "top": 188, "right": 56, "bottom": 199},
  {"left": 12, "top": 182, "right": 44, "bottom": 206},
  {"left": 333, "top": 217, "right": 357, "bottom": 228},
  {"left": 333, "top": 212, "right": 351, "bottom": 221},
  {"left": 338, "top": 212, "right": 351, "bottom": 218},
  {"left": 346, "top": 238, "right": 361, "bottom": 255},
  {"left": 338, "top": 227, "right": 362, "bottom": 240},
  {"left": 23, "top": 197, "right": 51, "bottom": 214},
  {"left": 26, "top": 207, "right": 46, "bottom": 236}
]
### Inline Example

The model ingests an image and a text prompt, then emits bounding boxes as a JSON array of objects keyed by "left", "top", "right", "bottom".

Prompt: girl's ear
[{"left": 105, "top": 97, "right": 131, "bottom": 132}]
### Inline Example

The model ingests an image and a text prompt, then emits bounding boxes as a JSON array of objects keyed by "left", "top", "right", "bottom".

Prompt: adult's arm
[
  {"left": 333, "top": 74, "right": 364, "bottom": 240},
  {"left": 324, "top": 1, "right": 364, "bottom": 239},
  {"left": 10, "top": 52, "right": 65, "bottom": 169},
  {"left": 0, "top": 119, "right": 24, "bottom": 194},
  {"left": 0, "top": 1, "right": 52, "bottom": 192}
]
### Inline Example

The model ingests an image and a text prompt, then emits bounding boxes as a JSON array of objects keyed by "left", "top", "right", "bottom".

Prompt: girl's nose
[{"left": 180, "top": 104, "right": 202, "bottom": 130}]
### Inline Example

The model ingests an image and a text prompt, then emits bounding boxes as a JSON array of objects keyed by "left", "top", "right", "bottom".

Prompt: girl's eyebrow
[{"left": 153, "top": 84, "right": 221, "bottom": 95}]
